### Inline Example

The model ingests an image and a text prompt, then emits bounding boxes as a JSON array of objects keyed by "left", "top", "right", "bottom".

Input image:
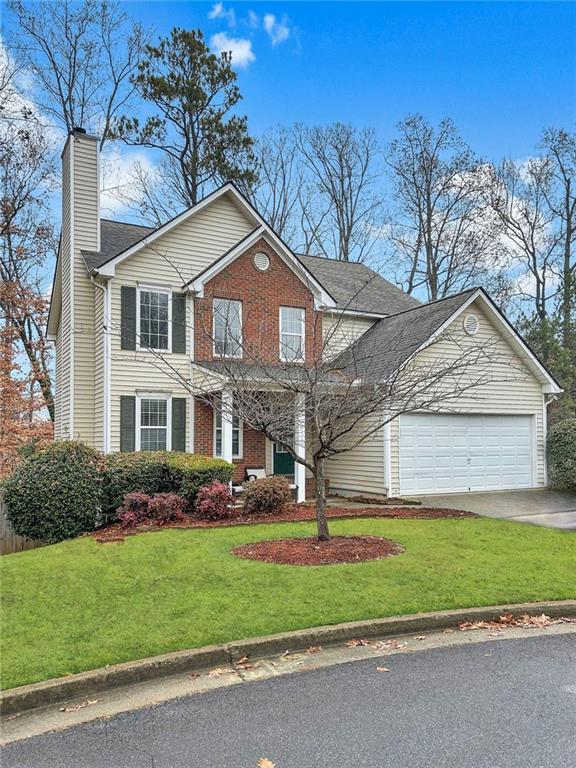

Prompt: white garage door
[{"left": 399, "top": 413, "right": 534, "bottom": 494}]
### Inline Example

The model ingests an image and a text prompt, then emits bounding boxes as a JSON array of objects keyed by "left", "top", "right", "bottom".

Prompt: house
[{"left": 47, "top": 129, "right": 562, "bottom": 500}]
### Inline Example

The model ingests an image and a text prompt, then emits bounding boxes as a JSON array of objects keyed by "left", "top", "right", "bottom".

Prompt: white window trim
[
  {"left": 279, "top": 306, "right": 305, "bottom": 363},
  {"left": 135, "top": 393, "right": 172, "bottom": 452},
  {"left": 212, "top": 297, "right": 243, "bottom": 359},
  {"left": 213, "top": 401, "right": 243, "bottom": 459},
  {"left": 136, "top": 285, "right": 173, "bottom": 353}
]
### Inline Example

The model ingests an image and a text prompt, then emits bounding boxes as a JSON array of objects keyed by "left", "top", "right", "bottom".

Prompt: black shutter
[
  {"left": 121, "top": 286, "right": 137, "bottom": 351},
  {"left": 171, "top": 398, "right": 187, "bottom": 452},
  {"left": 120, "top": 396, "right": 136, "bottom": 452},
  {"left": 172, "top": 293, "right": 187, "bottom": 354}
]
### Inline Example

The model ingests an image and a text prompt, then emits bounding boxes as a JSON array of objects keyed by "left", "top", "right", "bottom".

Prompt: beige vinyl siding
[
  {"left": 322, "top": 312, "right": 374, "bottom": 359},
  {"left": 71, "top": 136, "right": 99, "bottom": 445},
  {"left": 93, "top": 287, "right": 105, "bottom": 449},
  {"left": 108, "top": 194, "right": 254, "bottom": 452},
  {"left": 324, "top": 413, "right": 386, "bottom": 495},
  {"left": 388, "top": 298, "right": 546, "bottom": 494},
  {"left": 56, "top": 148, "right": 72, "bottom": 440}
]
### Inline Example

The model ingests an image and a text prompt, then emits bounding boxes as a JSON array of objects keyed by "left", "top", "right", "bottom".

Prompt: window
[
  {"left": 138, "top": 288, "right": 171, "bottom": 351},
  {"left": 213, "top": 298, "right": 242, "bottom": 358},
  {"left": 138, "top": 396, "right": 170, "bottom": 451},
  {"left": 280, "top": 307, "right": 305, "bottom": 362},
  {"left": 214, "top": 402, "right": 242, "bottom": 458}
]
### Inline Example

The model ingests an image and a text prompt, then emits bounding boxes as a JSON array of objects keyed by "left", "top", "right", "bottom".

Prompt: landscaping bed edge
[{"left": 2, "top": 600, "right": 575, "bottom": 717}]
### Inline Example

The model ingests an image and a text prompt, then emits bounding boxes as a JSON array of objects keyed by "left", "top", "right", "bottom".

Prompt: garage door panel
[{"left": 400, "top": 414, "right": 534, "bottom": 494}]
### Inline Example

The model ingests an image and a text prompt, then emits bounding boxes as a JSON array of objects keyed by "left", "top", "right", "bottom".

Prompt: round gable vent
[
  {"left": 253, "top": 251, "right": 270, "bottom": 272},
  {"left": 463, "top": 313, "right": 480, "bottom": 336}
]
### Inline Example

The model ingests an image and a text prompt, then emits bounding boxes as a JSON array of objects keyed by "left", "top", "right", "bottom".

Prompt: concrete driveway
[{"left": 409, "top": 489, "right": 576, "bottom": 530}]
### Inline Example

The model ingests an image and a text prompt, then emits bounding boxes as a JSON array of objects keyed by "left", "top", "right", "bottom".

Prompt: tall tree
[
  {"left": 385, "top": 114, "right": 504, "bottom": 301},
  {"left": 295, "top": 123, "right": 383, "bottom": 262},
  {"left": 8, "top": 0, "right": 146, "bottom": 148},
  {"left": 112, "top": 28, "right": 257, "bottom": 221},
  {"left": 0, "top": 71, "right": 56, "bottom": 419}
]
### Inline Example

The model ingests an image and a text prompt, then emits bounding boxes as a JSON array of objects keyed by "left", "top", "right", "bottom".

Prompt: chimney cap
[{"left": 72, "top": 126, "right": 87, "bottom": 135}]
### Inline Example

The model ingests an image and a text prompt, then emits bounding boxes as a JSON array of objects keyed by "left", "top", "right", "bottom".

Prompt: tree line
[{"left": 1, "top": 0, "right": 574, "bottom": 427}]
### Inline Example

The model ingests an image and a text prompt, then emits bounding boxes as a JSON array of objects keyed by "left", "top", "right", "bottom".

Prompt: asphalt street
[{"left": 3, "top": 633, "right": 575, "bottom": 768}]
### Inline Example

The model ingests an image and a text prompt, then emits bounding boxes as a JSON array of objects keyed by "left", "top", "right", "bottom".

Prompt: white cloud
[
  {"left": 263, "top": 13, "right": 290, "bottom": 46},
  {"left": 99, "top": 145, "right": 159, "bottom": 218},
  {"left": 208, "top": 3, "right": 236, "bottom": 27},
  {"left": 247, "top": 10, "right": 259, "bottom": 28},
  {"left": 210, "top": 32, "right": 255, "bottom": 68}
]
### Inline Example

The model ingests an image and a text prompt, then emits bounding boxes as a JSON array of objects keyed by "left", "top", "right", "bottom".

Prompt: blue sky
[{"left": 128, "top": 1, "right": 576, "bottom": 160}]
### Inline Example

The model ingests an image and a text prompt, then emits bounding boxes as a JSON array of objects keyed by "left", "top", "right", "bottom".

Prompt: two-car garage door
[{"left": 399, "top": 413, "right": 534, "bottom": 494}]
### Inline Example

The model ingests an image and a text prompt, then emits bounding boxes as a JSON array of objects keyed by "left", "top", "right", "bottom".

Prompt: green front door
[{"left": 273, "top": 443, "right": 295, "bottom": 477}]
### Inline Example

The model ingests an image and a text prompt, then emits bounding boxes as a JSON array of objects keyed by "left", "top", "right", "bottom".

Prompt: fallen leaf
[
  {"left": 237, "top": 655, "right": 250, "bottom": 665},
  {"left": 307, "top": 646, "right": 322, "bottom": 654},
  {"left": 60, "top": 699, "right": 100, "bottom": 713},
  {"left": 415, "top": 636, "right": 426, "bottom": 641},
  {"left": 257, "top": 759, "right": 276, "bottom": 768},
  {"left": 376, "top": 666, "right": 390, "bottom": 673},
  {"left": 7, "top": 712, "right": 22, "bottom": 720},
  {"left": 188, "top": 672, "right": 200, "bottom": 680},
  {"left": 459, "top": 613, "right": 564, "bottom": 632},
  {"left": 208, "top": 667, "right": 232, "bottom": 678}
]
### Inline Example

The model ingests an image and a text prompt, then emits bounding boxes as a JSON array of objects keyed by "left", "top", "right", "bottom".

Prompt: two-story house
[{"left": 47, "top": 129, "right": 561, "bottom": 500}]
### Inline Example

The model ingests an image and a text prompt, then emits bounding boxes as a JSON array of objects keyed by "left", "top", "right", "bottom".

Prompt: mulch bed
[
  {"left": 92, "top": 504, "right": 476, "bottom": 544},
  {"left": 232, "top": 535, "right": 405, "bottom": 566}
]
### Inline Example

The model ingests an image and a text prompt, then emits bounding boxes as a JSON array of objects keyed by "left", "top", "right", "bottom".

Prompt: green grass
[{"left": 1, "top": 517, "right": 574, "bottom": 689}]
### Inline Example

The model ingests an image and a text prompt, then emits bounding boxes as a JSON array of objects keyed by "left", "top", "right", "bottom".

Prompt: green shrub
[
  {"left": 547, "top": 418, "right": 576, "bottom": 491},
  {"left": 102, "top": 452, "right": 172, "bottom": 519},
  {"left": 102, "top": 452, "right": 233, "bottom": 517},
  {"left": 242, "top": 475, "right": 292, "bottom": 516},
  {"left": 165, "top": 453, "right": 233, "bottom": 510},
  {"left": 3, "top": 441, "right": 104, "bottom": 543}
]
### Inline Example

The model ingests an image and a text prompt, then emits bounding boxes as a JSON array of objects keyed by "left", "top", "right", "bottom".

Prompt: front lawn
[{"left": 1, "top": 517, "right": 574, "bottom": 690}]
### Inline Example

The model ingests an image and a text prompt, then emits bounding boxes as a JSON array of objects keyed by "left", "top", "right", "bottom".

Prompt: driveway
[
  {"left": 409, "top": 489, "right": 576, "bottom": 529},
  {"left": 3, "top": 634, "right": 575, "bottom": 768}
]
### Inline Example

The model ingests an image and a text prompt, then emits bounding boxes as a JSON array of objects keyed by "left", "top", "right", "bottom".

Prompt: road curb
[{"left": 2, "top": 600, "right": 575, "bottom": 717}]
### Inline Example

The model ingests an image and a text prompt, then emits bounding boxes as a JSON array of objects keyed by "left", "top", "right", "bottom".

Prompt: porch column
[
  {"left": 294, "top": 393, "right": 306, "bottom": 503},
  {"left": 221, "top": 389, "right": 234, "bottom": 466}
]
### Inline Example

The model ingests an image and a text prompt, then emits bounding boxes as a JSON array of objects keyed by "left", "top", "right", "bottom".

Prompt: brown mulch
[
  {"left": 92, "top": 504, "right": 476, "bottom": 544},
  {"left": 232, "top": 535, "right": 405, "bottom": 566}
]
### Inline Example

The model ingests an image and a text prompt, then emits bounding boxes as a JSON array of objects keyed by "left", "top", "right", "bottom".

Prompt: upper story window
[
  {"left": 138, "top": 287, "right": 171, "bottom": 351},
  {"left": 213, "top": 298, "right": 242, "bottom": 358},
  {"left": 280, "top": 306, "right": 305, "bottom": 362}
]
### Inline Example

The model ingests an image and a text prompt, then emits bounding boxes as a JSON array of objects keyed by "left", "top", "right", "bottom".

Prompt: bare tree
[
  {"left": 385, "top": 114, "right": 505, "bottom": 301},
  {"left": 112, "top": 250, "right": 522, "bottom": 540},
  {"left": 295, "top": 123, "right": 384, "bottom": 262},
  {"left": 8, "top": 0, "right": 147, "bottom": 148}
]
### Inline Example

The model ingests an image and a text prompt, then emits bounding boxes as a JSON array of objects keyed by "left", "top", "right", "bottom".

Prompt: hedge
[
  {"left": 3, "top": 442, "right": 104, "bottom": 543},
  {"left": 547, "top": 418, "right": 576, "bottom": 491},
  {"left": 102, "top": 451, "right": 233, "bottom": 516}
]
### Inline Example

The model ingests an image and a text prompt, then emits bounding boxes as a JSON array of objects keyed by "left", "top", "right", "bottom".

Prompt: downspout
[
  {"left": 91, "top": 274, "right": 110, "bottom": 453},
  {"left": 543, "top": 393, "right": 558, "bottom": 487}
]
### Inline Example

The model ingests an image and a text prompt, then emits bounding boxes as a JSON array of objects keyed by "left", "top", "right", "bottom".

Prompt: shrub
[
  {"left": 3, "top": 441, "right": 103, "bottom": 543},
  {"left": 242, "top": 476, "right": 292, "bottom": 516},
  {"left": 102, "top": 452, "right": 233, "bottom": 518},
  {"left": 102, "top": 452, "right": 172, "bottom": 520},
  {"left": 547, "top": 418, "right": 576, "bottom": 491},
  {"left": 164, "top": 453, "right": 234, "bottom": 511},
  {"left": 117, "top": 492, "right": 152, "bottom": 529},
  {"left": 147, "top": 493, "right": 187, "bottom": 525},
  {"left": 195, "top": 481, "right": 234, "bottom": 520}
]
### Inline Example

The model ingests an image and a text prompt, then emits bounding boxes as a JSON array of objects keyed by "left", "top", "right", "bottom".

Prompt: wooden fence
[{"left": 0, "top": 489, "right": 44, "bottom": 556}]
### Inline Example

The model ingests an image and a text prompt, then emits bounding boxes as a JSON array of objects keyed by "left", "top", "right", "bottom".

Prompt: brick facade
[{"left": 193, "top": 237, "right": 322, "bottom": 484}]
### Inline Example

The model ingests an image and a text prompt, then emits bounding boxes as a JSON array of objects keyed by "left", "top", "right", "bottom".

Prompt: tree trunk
[{"left": 314, "top": 457, "right": 330, "bottom": 541}]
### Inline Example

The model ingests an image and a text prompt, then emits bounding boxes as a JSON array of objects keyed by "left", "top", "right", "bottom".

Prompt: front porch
[{"left": 193, "top": 389, "right": 307, "bottom": 503}]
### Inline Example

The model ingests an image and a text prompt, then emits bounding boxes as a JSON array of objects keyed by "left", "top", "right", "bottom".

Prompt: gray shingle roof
[
  {"left": 82, "top": 219, "right": 420, "bottom": 317},
  {"left": 335, "top": 289, "right": 478, "bottom": 381},
  {"left": 297, "top": 254, "right": 420, "bottom": 316}
]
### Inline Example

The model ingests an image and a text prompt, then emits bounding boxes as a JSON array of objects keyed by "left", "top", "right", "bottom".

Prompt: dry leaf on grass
[
  {"left": 60, "top": 699, "right": 99, "bottom": 713},
  {"left": 257, "top": 759, "right": 276, "bottom": 768},
  {"left": 376, "top": 666, "right": 390, "bottom": 673}
]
